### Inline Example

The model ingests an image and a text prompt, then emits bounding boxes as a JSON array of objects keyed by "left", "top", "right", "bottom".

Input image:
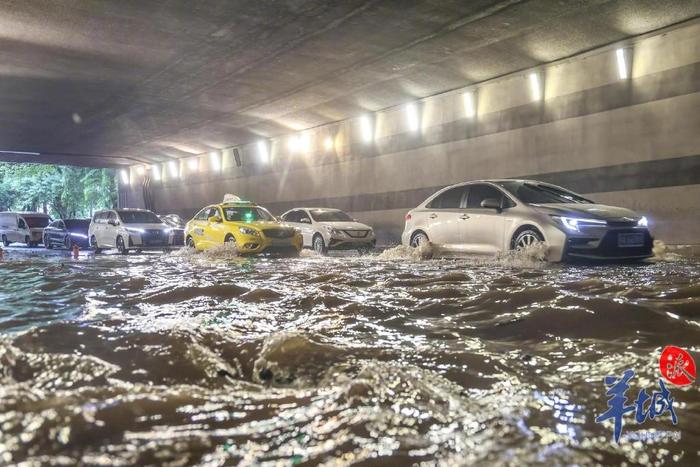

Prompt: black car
[{"left": 43, "top": 219, "right": 91, "bottom": 249}]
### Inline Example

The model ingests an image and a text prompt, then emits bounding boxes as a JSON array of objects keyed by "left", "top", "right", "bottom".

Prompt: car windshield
[
  {"left": 223, "top": 206, "right": 274, "bottom": 222},
  {"left": 117, "top": 211, "right": 162, "bottom": 224},
  {"left": 497, "top": 181, "right": 592, "bottom": 204},
  {"left": 65, "top": 219, "right": 91, "bottom": 231},
  {"left": 310, "top": 209, "right": 353, "bottom": 222},
  {"left": 24, "top": 216, "right": 50, "bottom": 228}
]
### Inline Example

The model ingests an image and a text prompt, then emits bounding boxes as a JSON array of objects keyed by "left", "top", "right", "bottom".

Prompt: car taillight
[{"left": 405, "top": 213, "right": 412, "bottom": 221}]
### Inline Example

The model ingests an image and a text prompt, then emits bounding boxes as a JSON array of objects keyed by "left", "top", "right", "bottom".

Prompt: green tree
[{"left": 0, "top": 162, "right": 116, "bottom": 218}]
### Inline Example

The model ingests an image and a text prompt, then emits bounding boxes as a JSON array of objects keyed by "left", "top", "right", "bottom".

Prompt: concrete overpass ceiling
[{"left": 0, "top": 0, "right": 698, "bottom": 167}]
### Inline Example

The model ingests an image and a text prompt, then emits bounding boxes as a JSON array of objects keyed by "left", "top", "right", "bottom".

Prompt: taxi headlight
[{"left": 239, "top": 227, "right": 260, "bottom": 237}]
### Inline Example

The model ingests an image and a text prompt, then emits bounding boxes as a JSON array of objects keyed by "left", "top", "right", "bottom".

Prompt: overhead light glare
[
  {"left": 168, "top": 161, "right": 179, "bottom": 178},
  {"left": 136, "top": 165, "right": 145, "bottom": 176},
  {"left": 188, "top": 158, "right": 199, "bottom": 171},
  {"left": 360, "top": 115, "right": 374, "bottom": 143},
  {"left": 405, "top": 103, "right": 420, "bottom": 132},
  {"left": 257, "top": 140, "right": 269, "bottom": 163},
  {"left": 210, "top": 151, "right": 221, "bottom": 171},
  {"left": 463, "top": 92, "right": 476, "bottom": 119},
  {"left": 120, "top": 169, "right": 130, "bottom": 185},
  {"left": 529, "top": 72, "right": 542, "bottom": 101},
  {"left": 323, "top": 136, "right": 334, "bottom": 152},
  {"left": 151, "top": 165, "right": 161, "bottom": 181},
  {"left": 287, "top": 135, "right": 300, "bottom": 153},
  {"left": 616, "top": 48, "right": 628, "bottom": 80}
]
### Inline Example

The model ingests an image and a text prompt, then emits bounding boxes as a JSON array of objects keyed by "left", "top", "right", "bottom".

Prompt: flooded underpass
[{"left": 0, "top": 246, "right": 699, "bottom": 466}]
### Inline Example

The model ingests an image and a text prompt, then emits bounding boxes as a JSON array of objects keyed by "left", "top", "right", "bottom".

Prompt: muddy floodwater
[{"left": 0, "top": 245, "right": 699, "bottom": 466}]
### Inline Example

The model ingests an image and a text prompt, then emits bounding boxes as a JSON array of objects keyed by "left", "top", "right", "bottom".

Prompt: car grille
[
  {"left": 172, "top": 230, "right": 184, "bottom": 246},
  {"left": 606, "top": 220, "right": 638, "bottom": 228},
  {"left": 566, "top": 230, "right": 652, "bottom": 258},
  {"left": 263, "top": 228, "right": 294, "bottom": 239},
  {"left": 143, "top": 229, "right": 169, "bottom": 246},
  {"left": 343, "top": 230, "right": 369, "bottom": 238}
]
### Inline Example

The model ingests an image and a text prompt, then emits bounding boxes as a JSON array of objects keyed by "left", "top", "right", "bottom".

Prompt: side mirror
[
  {"left": 481, "top": 198, "right": 502, "bottom": 211},
  {"left": 300, "top": 218, "right": 311, "bottom": 224},
  {"left": 208, "top": 216, "right": 222, "bottom": 223}
]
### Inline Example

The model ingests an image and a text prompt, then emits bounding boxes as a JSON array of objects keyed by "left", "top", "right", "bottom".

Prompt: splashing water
[{"left": 0, "top": 246, "right": 698, "bottom": 465}]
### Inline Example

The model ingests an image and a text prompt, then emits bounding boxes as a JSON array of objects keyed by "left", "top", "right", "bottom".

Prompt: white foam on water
[
  {"left": 167, "top": 243, "right": 240, "bottom": 261},
  {"left": 377, "top": 242, "right": 434, "bottom": 261},
  {"left": 650, "top": 239, "right": 684, "bottom": 262}
]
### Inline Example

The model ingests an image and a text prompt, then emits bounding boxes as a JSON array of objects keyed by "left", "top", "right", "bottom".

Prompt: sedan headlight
[
  {"left": 637, "top": 216, "right": 649, "bottom": 227},
  {"left": 551, "top": 215, "right": 606, "bottom": 232},
  {"left": 325, "top": 225, "right": 343, "bottom": 236},
  {"left": 70, "top": 233, "right": 88, "bottom": 239},
  {"left": 126, "top": 227, "right": 145, "bottom": 234},
  {"left": 239, "top": 227, "right": 260, "bottom": 237}
]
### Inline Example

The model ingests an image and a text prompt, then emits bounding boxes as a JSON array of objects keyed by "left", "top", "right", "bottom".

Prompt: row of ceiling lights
[{"left": 120, "top": 47, "right": 630, "bottom": 185}]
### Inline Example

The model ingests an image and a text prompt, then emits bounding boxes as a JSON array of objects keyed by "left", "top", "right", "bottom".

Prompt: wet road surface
[{"left": 0, "top": 244, "right": 699, "bottom": 465}]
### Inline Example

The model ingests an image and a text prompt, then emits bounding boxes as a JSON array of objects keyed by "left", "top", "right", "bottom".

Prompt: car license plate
[{"left": 618, "top": 233, "right": 644, "bottom": 247}]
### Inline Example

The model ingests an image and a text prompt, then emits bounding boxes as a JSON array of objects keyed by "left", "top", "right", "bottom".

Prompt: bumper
[
  {"left": 328, "top": 238, "right": 376, "bottom": 250},
  {"left": 128, "top": 235, "right": 180, "bottom": 250},
  {"left": 564, "top": 229, "right": 653, "bottom": 261},
  {"left": 236, "top": 233, "right": 303, "bottom": 255}
]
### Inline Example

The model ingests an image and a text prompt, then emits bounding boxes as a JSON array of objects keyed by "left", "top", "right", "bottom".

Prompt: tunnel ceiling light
[
  {"left": 287, "top": 135, "right": 300, "bottom": 153},
  {"left": 360, "top": 115, "right": 374, "bottom": 143},
  {"left": 168, "top": 160, "right": 179, "bottom": 179},
  {"left": 188, "top": 158, "right": 199, "bottom": 171},
  {"left": 616, "top": 48, "right": 629, "bottom": 80},
  {"left": 463, "top": 91, "right": 476, "bottom": 119},
  {"left": 210, "top": 151, "right": 221, "bottom": 171},
  {"left": 120, "top": 169, "right": 130, "bottom": 185},
  {"left": 323, "top": 136, "right": 334, "bottom": 152},
  {"left": 529, "top": 72, "right": 542, "bottom": 101},
  {"left": 151, "top": 164, "right": 161, "bottom": 181},
  {"left": 299, "top": 133, "right": 311, "bottom": 154},
  {"left": 136, "top": 165, "right": 145, "bottom": 176},
  {"left": 257, "top": 140, "right": 269, "bottom": 163},
  {"left": 0, "top": 150, "right": 41, "bottom": 156},
  {"left": 405, "top": 103, "right": 420, "bottom": 132}
]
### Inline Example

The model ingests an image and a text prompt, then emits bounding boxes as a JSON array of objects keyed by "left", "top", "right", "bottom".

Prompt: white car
[
  {"left": 89, "top": 208, "right": 180, "bottom": 254},
  {"left": 0, "top": 212, "right": 52, "bottom": 247},
  {"left": 402, "top": 180, "right": 653, "bottom": 262},
  {"left": 280, "top": 208, "right": 376, "bottom": 254}
]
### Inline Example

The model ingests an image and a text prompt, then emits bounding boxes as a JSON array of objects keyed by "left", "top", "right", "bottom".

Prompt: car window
[
  {"left": 223, "top": 206, "right": 274, "bottom": 222},
  {"left": 18, "top": 218, "right": 27, "bottom": 229},
  {"left": 194, "top": 208, "right": 210, "bottom": 220},
  {"left": 108, "top": 212, "right": 117, "bottom": 222},
  {"left": 466, "top": 184, "right": 506, "bottom": 209},
  {"left": 58, "top": 221, "right": 66, "bottom": 230},
  {"left": 496, "top": 181, "right": 592, "bottom": 204},
  {"left": 117, "top": 210, "right": 161, "bottom": 223},
  {"left": 24, "top": 216, "right": 50, "bottom": 228},
  {"left": 309, "top": 209, "right": 352, "bottom": 222},
  {"left": 427, "top": 186, "right": 466, "bottom": 209},
  {"left": 205, "top": 207, "right": 221, "bottom": 219},
  {"left": 283, "top": 210, "right": 303, "bottom": 222}
]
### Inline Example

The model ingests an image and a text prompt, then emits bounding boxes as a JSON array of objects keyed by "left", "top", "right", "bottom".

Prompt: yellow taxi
[{"left": 185, "top": 197, "right": 302, "bottom": 255}]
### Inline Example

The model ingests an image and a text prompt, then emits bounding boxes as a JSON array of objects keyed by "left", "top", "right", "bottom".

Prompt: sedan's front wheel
[
  {"left": 512, "top": 228, "right": 544, "bottom": 250},
  {"left": 313, "top": 235, "right": 328, "bottom": 255}
]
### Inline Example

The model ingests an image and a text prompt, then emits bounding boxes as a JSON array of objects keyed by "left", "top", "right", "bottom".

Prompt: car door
[
  {"left": 16, "top": 216, "right": 29, "bottom": 243},
  {"left": 461, "top": 183, "right": 513, "bottom": 254},
  {"left": 55, "top": 221, "right": 66, "bottom": 245},
  {"left": 422, "top": 185, "right": 469, "bottom": 250},
  {"left": 104, "top": 211, "right": 118, "bottom": 247},
  {"left": 189, "top": 207, "right": 210, "bottom": 247},
  {"left": 206, "top": 207, "right": 228, "bottom": 245}
]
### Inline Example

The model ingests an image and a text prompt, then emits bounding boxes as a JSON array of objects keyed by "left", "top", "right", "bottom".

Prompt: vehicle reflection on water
[{"left": 0, "top": 244, "right": 698, "bottom": 465}]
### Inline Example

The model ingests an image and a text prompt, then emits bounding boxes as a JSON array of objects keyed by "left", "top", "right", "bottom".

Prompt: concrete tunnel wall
[{"left": 121, "top": 20, "right": 700, "bottom": 247}]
